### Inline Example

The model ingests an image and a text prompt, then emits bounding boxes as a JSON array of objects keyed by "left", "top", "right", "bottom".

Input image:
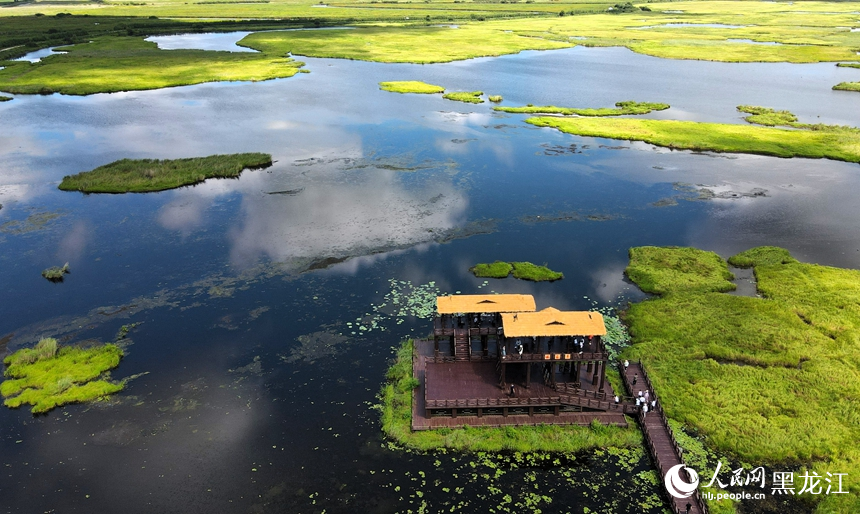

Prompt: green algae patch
[
  {"left": 59, "top": 153, "right": 273, "bottom": 193},
  {"left": 625, "top": 246, "right": 735, "bottom": 295},
  {"left": 41, "top": 262, "right": 69, "bottom": 282},
  {"left": 470, "top": 261, "right": 513, "bottom": 279},
  {"left": 2, "top": 338, "right": 124, "bottom": 414},
  {"left": 378, "top": 339, "right": 641, "bottom": 453},
  {"left": 488, "top": 95, "right": 503, "bottom": 103},
  {"left": 469, "top": 261, "right": 563, "bottom": 281},
  {"left": 623, "top": 246, "right": 860, "bottom": 513},
  {"left": 443, "top": 91, "right": 484, "bottom": 104},
  {"left": 379, "top": 81, "right": 444, "bottom": 94},
  {"left": 0, "top": 36, "right": 306, "bottom": 96},
  {"left": 526, "top": 111, "right": 860, "bottom": 164},
  {"left": 495, "top": 100, "right": 669, "bottom": 117}
]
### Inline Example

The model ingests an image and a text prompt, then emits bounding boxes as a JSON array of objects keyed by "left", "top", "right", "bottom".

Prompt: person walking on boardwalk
[
  {"left": 624, "top": 359, "right": 629, "bottom": 371},
  {"left": 632, "top": 374, "right": 638, "bottom": 386},
  {"left": 509, "top": 384, "right": 516, "bottom": 397},
  {"left": 642, "top": 404, "right": 648, "bottom": 418},
  {"left": 685, "top": 503, "right": 692, "bottom": 514},
  {"left": 614, "top": 395, "right": 619, "bottom": 404},
  {"left": 644, "top": 390, "right": 650, "bottom": 402}
]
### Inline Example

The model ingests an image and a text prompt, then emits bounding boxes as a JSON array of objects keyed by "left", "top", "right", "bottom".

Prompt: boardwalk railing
[
  {"left": 621, "top": 359, "right": 709, "bottom": 514},
  {"left": 426, "top": 393, "right": 639, "bottom": 414},
  {"left": 499, "top": 351, "right": 608, "bottom": 362}
]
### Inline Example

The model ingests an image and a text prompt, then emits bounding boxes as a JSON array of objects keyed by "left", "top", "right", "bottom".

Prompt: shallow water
[
  {"left": 2, "top": 43, "right": 860, "bottom": 513},
  {"left": 13, "top": 46, "right": 67, "bottom": 63},
  {"left": 146, "top": 32, "right": 259, "bottom": 52}
]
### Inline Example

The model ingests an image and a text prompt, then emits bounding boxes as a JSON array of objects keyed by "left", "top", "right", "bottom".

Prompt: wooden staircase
[{"left": 453, "top": 329, "right": 470, "bottom": 361}]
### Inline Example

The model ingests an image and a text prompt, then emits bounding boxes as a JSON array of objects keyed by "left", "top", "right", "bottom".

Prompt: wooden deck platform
[
  {"left": 412, "top": 339, "right": 630, "bottom": 430},
  {"left": 623, "top": 361, "right": 708, "bottom": 514}
]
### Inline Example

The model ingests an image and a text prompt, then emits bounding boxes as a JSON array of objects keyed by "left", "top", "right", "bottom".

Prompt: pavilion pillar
[
  {"left": 587, "top": 360, "right": 593, "bottom": 373},
  {"left": 482, "top": 335, "right": 488, "bottom": 357},
  {"left": 500, "top": 363, "right": 506, "bottom": 388},
  {"left": 434, "top": 336, "right": 439, "bottom": 358},
  {"left": 551, "top": 363, "right": 557, "bottom": 389},
  {"left": 592, "top": 361, "right": 600, "bottom": 386}
]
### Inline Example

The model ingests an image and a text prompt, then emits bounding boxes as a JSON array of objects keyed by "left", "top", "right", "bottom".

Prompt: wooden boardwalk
[{"left": 622, "top": 361, "right": 708, "bottom": 514}]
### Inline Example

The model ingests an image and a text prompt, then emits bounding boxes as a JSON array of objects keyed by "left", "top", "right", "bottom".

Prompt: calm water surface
[{"left": 2, "top": 43, "right": 860, "bottom": 514}]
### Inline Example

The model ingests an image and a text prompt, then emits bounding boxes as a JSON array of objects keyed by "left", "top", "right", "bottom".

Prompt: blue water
[{"left": 1, "top": 43, "right": 859, "bottom": 513}]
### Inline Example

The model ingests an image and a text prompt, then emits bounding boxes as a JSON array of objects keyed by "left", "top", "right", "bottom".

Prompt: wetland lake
[{"left": 2, "top": 42, "right": 860, "bottom": 513}]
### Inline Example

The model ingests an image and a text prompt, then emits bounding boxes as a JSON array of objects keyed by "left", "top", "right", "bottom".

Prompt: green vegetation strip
[
  {"left": 59, "top": 153, "right": 272, "bottom": 193},
  {"left": 623, "top": 246, "right": 860, "bottom": 513},
  {"left": 379, "top": 81, "right": 444, "bottom": 94},
  {"left": 495, "top": 101, "right": 669, "bottom": 117},
  {"left": 378, "top": 340, "right": 641, "bottom": 452},
  {"left": 443, "top": 91, "right": 484, "bottom": 104},
  {"left": 0, "top": 95, "right": 11, "bottom": 102},
  {"left": 470, "top": 261, "right": 563, "bottom": 281},
  {"left": 0, "top": 37, "right": 305, "bottom": 96},
  {"left": 526, "top": 106, "right": 860, "bottom": 163},
  {"left": 1, "top": 338, "right": 124, "bottom": 414}
]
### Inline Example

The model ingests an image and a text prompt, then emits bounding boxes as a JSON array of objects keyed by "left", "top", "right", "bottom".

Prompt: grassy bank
[
  {"left": 0, "top": 36, "right": 306, "bottom": 96},
  {"left": 379, "top": 81, "right": 444, "bottom": 94},
  {"left": 622, "top": 246, "right": 860, "bottom": 513},
  {"left": 526, "top": 108, "right": 860, "bottom": 164},
  {"left": 59, "top": 153, "right": 273, "bottom": 193},
  {"left": 470, "top": 261, "right": 563, "bottom": 281},
  {"left": 378, "top": 340, "right": 641, "bottom": 452},
  {"left": 2, "top": 338, "right": 124, "bottom": 414},
  {"left": 494, "top": 101, "right": 669, "bottom": 117}
]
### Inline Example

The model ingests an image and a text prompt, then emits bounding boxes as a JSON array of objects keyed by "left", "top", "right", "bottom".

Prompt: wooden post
[
  {"left": 452, "top": 408, "right": 457, "bottom": 419},
  {"left": 482, "top": 335, "right": 488, "bottom": 356},
  {"left": 598, "top": 360, "right": 606, "bottom": 391},
  {"left": 551, "top": 362, "right": 557, "bottom": 389},
  {"left": 592, "top": 361, "right": 600, "bottom": 386},
  {"left": 526, "top": 363, "right": 531, "bottom": 389},
  {"left": 587, "top": 360, "right": 593, "bottom": 373},
  {"left": 478, "top": 408, "right": 483, "bottom": 418},
  {"left": 434, "top": 335, "right": 439, "bottom": 358},
  {"left": 503, "top": 407, "right": 508, "bottom": 417},
  {"left": 501, "top": 363, "right": 506, "bottom": 388},
  {"left": 554, "top": 406, "right": 560, "bottom": 416}
]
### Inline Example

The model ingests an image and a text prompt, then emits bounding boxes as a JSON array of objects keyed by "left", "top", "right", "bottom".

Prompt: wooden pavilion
[{"left": 414, "top": 295, "right": 637, "bottom": 430}]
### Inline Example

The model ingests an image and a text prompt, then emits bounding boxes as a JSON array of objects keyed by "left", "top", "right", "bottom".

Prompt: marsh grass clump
[
  {"left": 488, "top": 95, "right": 503, "bottom": 102},
  {"left": 443, "top": 91, "right": 484, "bottom": 104},
  {"left": 494, "top": 101, "right": 669, "bottom": 117},
  {"left": 510, "top": 261, "right": 563, "bottom": 281},
  {"left": 469, "top": 261, "right": 513, "bottom": 278},
  {"left": 377, "top": 339, "right": 641, "bottom": 452},
  {"left": 469, "top": 261, "right": 562, "bottom": 281},
  {"left": 737, "top": 105, "right": 799, "bottom": 126},
  {"left": 58, "top": 153, "right": 272, "bottom": 193},
  {"left": 2, "top": 338, "right": 124, "bottom": 414},
  {"left": 623, "top": 246, "right": 860, "bottom": 512},
  {"left": 0, "top": 95, "right": 11, "bottom": 102},
  {"left": 833, "top": 82, "right": 860, "bottom": 92},
  {"left": 379, "top": 80, "right": 444, "bottom": 94},
  {"left": 41, "top": 262, "right": 69, "bottom": 282}
]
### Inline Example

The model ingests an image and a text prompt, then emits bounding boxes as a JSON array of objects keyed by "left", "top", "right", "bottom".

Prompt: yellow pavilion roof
[
  {"left": 436, "top": 294, "right": 536, "bottom": 315},
  {"left": 501, "top": 307, "right": 606, "bottom": 337}
]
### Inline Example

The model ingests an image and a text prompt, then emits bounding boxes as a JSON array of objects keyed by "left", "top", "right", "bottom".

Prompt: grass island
[
  {"left": 443, "top": 91, "right": 484, "bottom": 104},
  {"left": 527, "top": 105, "right": 860, "bottom": 164},
  {"left": 494, "top": 100, "right": 670, "bottom": 117},
  {"left": 1, "top": 338, "right": 125, "bottom": 414},
  {"left": 58, "top": 153, "right": 273, "bottom": 193},
  {"left": 470, "top": 261, "right": 564, "bottom": 281},
  {"left": 379, "top": 81, "right": 444, "bottom": 94}
]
